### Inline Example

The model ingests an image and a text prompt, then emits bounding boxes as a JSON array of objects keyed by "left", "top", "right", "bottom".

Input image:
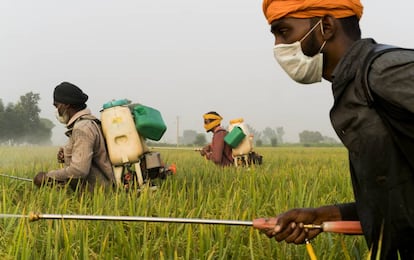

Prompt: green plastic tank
[
  {"left": 224, "top": 126, "right": 246, "bottom": 148},
  {"left": 133, "top": 105, "right": 167, "bottom": 141},
  {"left": 226, "top": 118, "right": 253, "bottom": 156}
]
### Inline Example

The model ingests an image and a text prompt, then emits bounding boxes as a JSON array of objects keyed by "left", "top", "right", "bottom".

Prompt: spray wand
[
  {"left": 0, "top": 173, "right": 32, "bottom": 182},
  {"left": 0, "top": 212, "right": 362, "bottom": 233},
  {"left": 0, "top": 212, "right": 362, "bottom": 260}
]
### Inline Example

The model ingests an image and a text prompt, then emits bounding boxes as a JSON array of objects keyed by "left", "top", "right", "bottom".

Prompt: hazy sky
[{"left": 1, "top": 1, "right": 412, "bottom": 144}]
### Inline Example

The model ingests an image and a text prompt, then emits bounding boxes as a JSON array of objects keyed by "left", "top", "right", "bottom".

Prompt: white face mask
[
  {"left": 55, "top": 108, "right": 69, "bottom": 124},
  {"left": 273, "top": 20, "right": 326, "bottom": 84}
]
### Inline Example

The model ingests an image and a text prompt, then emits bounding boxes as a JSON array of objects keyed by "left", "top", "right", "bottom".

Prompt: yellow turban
[
  {"left": 263, "top": 0, "right": 364, "bottom": 24},
  {"left": 203, "top": 113, "right": 223, "bottom": 131}
]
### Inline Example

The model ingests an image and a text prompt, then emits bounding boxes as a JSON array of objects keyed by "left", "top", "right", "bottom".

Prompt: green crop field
[{"left": 0, "top": 146, "right": 368, "bottom": 259}]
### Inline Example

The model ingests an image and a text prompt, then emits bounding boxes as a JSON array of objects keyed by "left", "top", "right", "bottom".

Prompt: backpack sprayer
[
  {"left": 0, "top": 100, "right": 176, "bottom": 189},
  {"left": 225, "top": 118, "right": 263, "bottom": 167},
  {"left": 0, "top": 211, "right": 362, "bottom": 260},
  {"left": 100, "top": 99, "right": 175, "bottom": 189}
]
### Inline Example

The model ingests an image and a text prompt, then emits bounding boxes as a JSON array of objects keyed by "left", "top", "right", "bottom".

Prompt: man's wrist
[{"left": 315, "top": 205, "right": 342, "bottom": 222}]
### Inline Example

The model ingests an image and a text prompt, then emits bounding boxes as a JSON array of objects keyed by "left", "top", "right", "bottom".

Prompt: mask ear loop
[
  {"left": 318, "top": 41, "right": 326, "bottom": 53},
  {"left": 299, "top": 19, "right": 322, "bottom": 43},
  {"left": 318, "top": 21, "right": 326, "bottom": 53}
]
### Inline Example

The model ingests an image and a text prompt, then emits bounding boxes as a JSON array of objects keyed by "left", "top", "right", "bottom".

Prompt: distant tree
[
  {"left": 299, "top": 130, "right": 323, "bottom": 144},
  {"left": 0, "top": 103, "right": 23, "bottom": 143},
  {"left": 256, "top": 139, "right": 263, "bottom": 147},
  {"left": 194, "top": 133, "right": 207, "bottom": 146},
  {"left": 0, "top": 92, "right": 54, "bottom": 145},
  {"left": 322, "top": 135, "right": 339, "bottom": 144},
  {"left": 15, "top": 92, "right": 41, "bottom": 127},
  {"left": 276, "top": 127, "right": 285, "bottom": 144},
  {"left": 270, "top": 137, "right": 278, "bottom": 147},
  {"left": 182, "top": 129, "right": 198, "bottom": 145},
  {"left": 262, "top": 127, "right": 277, "bottom": 145},
  {"left": 245, "top": 123, "right": 261, "bottom": 147},
  {"left": 28, "top": 118, "right": 55, "bottom": 145}
]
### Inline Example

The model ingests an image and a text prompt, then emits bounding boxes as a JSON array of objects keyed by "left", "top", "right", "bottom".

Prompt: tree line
[
  {"left": 2, "top": 92, "right": 339, "bottom": 147},
  {"left": 0, "top": 92, "right": 54, "bottom": 145},
  {"left": 180, "top": 125, "right": 339, "bottom": 147}
]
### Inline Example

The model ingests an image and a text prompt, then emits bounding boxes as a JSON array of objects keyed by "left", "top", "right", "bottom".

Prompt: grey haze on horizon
[{"left": 1, "top": 1, "right": 411, "bottom": 145}]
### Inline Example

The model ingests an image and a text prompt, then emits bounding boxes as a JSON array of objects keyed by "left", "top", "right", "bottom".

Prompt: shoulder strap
[
  {"left": 362, "top": 44, "right": 414, "bottom": 172},
  {"left": 77, "top": 115, "right": 113, "bottom": 180},
  {"left": 78, "top": 115, "right": 108, "bottom": 150},
  {"left": 78, "top": 115, "right": 101, "bottom": 125},
  {"left": 362, "top": 44, "right": 414, "bottom": 120},
  {"left": 362, "top": 44, "right": 402, "bottom": 107}
]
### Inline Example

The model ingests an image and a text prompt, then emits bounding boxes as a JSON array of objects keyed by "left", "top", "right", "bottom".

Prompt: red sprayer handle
[
  {"left": 252, "top": 218, "right": 362, "bottom": 234},
  {"left": 252, "top": 218, "right": 277, "bottom": 229},
  {"left": 315, "top": 221, "right": 362, "bottom": 234}
]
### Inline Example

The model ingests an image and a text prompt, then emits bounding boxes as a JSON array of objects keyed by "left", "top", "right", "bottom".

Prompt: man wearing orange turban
[
  {"left": 256, "top": 1, "right": 414, "bottom": 259},
  {"left": 263, "top": 0, "right": 363, "bottom": 24}
]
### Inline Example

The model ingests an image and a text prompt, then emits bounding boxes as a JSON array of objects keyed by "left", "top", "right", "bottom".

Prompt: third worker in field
[{"left": 199, "top": 111, "right": 234, "bottom": 167}]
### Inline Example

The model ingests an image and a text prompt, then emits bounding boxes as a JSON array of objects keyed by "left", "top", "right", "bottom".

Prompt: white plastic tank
[
  {"left": 228, "top": 118, "right": 253, "bottom": 156},
  {"left": 101, "top": 104, "right": 144, "bottom": 165}
]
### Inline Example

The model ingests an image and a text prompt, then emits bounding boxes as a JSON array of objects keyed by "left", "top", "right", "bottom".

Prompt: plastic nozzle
[{"left": 168, "top": 164, "right": 176, "bottom": 175}]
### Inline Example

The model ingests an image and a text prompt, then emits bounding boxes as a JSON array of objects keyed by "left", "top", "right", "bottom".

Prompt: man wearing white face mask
[
  {"left": 33, "top": 82, "right": 115, "bottom": 192},
  {"left": 273, "top": 19, "right": 326, "bottom": 84},
  {"left": 254, "top": 0, "right": 414, "bottom": 259}
]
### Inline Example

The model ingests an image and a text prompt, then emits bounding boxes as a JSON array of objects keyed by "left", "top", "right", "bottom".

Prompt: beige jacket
[{"left": 46, "top": 108, "right": 115, "bottom": 192}]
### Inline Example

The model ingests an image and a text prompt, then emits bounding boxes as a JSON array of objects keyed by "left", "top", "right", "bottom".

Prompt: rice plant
[{"left": 0, "top": 146, "right": 368, "bottom": 259}]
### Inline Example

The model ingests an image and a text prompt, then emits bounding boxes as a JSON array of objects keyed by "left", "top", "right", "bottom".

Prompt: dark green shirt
[{"left": 331, "top": 38, "right": 414, "bottom": 259}]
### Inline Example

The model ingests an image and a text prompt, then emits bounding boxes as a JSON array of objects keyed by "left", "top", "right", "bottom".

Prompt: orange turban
[{"left": 263, "top": 0, "right": 363, "bottom": 24}]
